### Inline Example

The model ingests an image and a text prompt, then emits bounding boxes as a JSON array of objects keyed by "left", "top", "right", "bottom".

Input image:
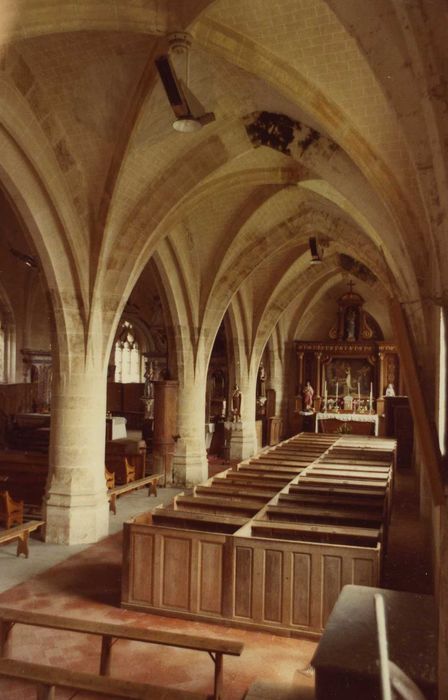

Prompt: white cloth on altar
[
  {"left": 315, "top": 412, "right": 379, "bottom": 436},
  {"left": 110, "top": 416, "right": 127, "bottom": 440}
]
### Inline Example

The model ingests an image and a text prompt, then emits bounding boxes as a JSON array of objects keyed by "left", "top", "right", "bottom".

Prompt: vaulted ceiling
[{"left": 0, "top": 0, "right": 446, "bottom": 380}]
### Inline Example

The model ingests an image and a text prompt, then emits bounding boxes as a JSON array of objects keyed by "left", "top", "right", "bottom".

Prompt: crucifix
[{"left": 347, "top": 280, "right": 355, "bottom": 294}]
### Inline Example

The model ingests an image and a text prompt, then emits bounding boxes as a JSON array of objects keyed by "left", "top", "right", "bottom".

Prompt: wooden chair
[
  {"left": 124, "top": 458, "right": 136, "bottom": 483},
  {"left": 105, "top": 468, "right": 115, "bottom": 489},
  {"left": 0, "top": 491, "right": 24, "bottom": 529}
]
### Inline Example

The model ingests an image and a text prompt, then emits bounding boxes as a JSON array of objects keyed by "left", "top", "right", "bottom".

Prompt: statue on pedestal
[
  {"left": 385, "top": 383, "right": 396, "bottom": 397},
  {"left": 144, "top": 361, "right": 155, "bottom": 399},
  {"left": 231, "top": 384, "right": 242, "bottom": 422},
  {"left": 257, "top": 362, "right": 266, "bottom": 399},
  {"left": 302, "top": 381, "right": 314, "bottom": 412}
]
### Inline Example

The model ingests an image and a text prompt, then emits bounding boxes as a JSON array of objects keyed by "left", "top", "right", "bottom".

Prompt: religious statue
[
  {"left": 345, "top": 365, "right": 353, "bottom": 394},
  {"left": 302, "top": 381, "right": 314, "bottom": 412},
  {"left": 231, "top": 384, "right": 242, "bottom": 421},
  {"left": 143, "top": 361, "right": 155, "bottom": 399},
  {"left": 385, "top": 383, "right": 396, "bottom": 397},
  {"left": 257, "top": 362, "right": 266, "bottom": 399},
  {"left": 345, "top": 307, "right": 356, "bottom": 341}
]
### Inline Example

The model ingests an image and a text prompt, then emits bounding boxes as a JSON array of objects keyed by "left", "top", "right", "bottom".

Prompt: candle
[
  {"left": 369, "top": 382, "right": 373, "bottom": 414},
  {"left": 358, "top": 382, "right": 361, "bottom": 401},
  {"left": 335, "top": 381, "right": 338, "bottom": 402}
]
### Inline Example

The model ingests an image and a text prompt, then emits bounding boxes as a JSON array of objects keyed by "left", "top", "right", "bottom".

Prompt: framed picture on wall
[{"left": 323, "top": 357, "right": 374, "bottom": 396}]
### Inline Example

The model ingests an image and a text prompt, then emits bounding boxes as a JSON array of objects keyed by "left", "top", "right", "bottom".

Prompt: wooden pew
[
  {"left": 305, "top": 467, "right": 390, "bottom": 482},
  {"left": 251, "top": 520, "right": 381, "bottom": 546},
  {"left": 0, "top": 520, "right": 44, "bottom": 557},
  {"left": 0, "top": 490, "right": 23, "bottom": 529},
  {"left": 106, "top": 457, "right": 136, "bottom": 486},
  {"left": 265, "top": 504, "right": 383, "bottom": 528},
  {"left": 0, "top": 658, "right": 207, "bottom": 700},
  {"left": 297, "top": 475, "right": 388, "bottom": 490},
  {"left": 288, "top": 483, "right": 386, "bottom": 498},
  {"left": 174, "top": 494, "right": 262, "bottom": 517},
  {"left": 278, "top": 491, "right": 385, "bottom": 513},
  {"left": 0, "top": 607, "right": 243, "bottom": 700},
  {"left": 238, "top": 463, "right": 303, "bottom": 481},
  {"left": 108, "top": 474, "right": 164, "bottom": 515},
  {"left": 152, "top": 507, "right": 247, "bottom": 534},
  {"left": 195, "top": 484, "right": 272, "bottom": 503},
  {"left": 210, "top": 479, "right": 279, "bottom": 495},
  {"left": 223, "top": 472, "right": 290, "bottom": 486}
]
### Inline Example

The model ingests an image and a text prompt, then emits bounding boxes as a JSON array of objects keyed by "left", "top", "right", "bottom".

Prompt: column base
[
  {"left": 227, "top": 421, "right": 257, "bottom": 460},
  {"left": 172, "top": 439, "right": 208, "bottom": 486},
  {"left": 44, "top": 492, "right": 109, "bottom": 545}
]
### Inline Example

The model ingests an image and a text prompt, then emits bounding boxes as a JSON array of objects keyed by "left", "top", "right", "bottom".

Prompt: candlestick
[
  {"left": 369, "top": 382, "right": 373, "bottom": 414},
  {"left": 335, "top": 382, "right": 338, "bottom": 402}
]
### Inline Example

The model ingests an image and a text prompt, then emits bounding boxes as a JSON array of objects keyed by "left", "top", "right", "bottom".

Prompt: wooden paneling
[
  {"left": 352, "top": 557, "right": 375, "bottom": 586},
  {"left": 234, "top": 547, "right": 253, "bottom": 618},
  {"left": 122, "top": 434, "right": 390, "bottom": 637},
  {"left": 322, "top": 555, "right": 343, "bottom": 626},
  {"left": 292, "top": 553, "right": 312, "bottom": 626},
  {"left": 130, "top": 532, "right": 154, "bottom": 604},
  {"left": 264, "top": 549, "right": 283, "bottom": 622},
  {"left": 162, "top": 536, "right": 191, "bottom": 609},
  {"left": 199, "top": 541, "right": 223, "bottom": 615}
]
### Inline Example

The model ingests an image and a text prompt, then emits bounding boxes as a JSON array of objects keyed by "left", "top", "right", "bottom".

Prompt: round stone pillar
[
  {"left": 44, "top": 369, "right": 109, "bottom": 545},
  {"left": 172, "top": 378, "right": 208, "bottom": 486},
  {"left": 228, "top": 381, "right": 257, "bottom": 459}
]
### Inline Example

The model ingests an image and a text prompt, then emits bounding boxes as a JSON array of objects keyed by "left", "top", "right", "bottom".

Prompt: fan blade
[
  {"left": 197, "top": 112, "right": 216, "bottom": 126},
  {"left": 155, "top": 54, "right": 191, "bottom": 118}
]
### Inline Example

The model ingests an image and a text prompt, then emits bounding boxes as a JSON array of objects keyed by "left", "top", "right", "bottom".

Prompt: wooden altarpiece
[{"left": 294, "top": 285, "right": 401, "bottom": 415}]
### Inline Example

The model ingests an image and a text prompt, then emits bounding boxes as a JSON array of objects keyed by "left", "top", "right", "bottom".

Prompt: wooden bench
[
  {"left": 0, "top": 607, "right": 244, "bottom": 700},
  {"left": 0, "top": 658, "right": 208, "bottom": 700},
  {"left": 0, "top": 490, "right": 23, "bottom": 529},
  {"left": 0, "top": 520, "right": 44, "bottom": 557},
  {"left": 108, "top": 474, "right": 164, "bottom": 515}
]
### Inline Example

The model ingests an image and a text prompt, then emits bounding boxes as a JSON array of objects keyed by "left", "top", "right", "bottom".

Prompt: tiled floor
[{"left": 0, "top": 465, "right": 432, "bottom": 699}]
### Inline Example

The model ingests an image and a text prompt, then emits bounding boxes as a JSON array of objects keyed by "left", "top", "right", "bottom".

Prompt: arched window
[{"left": 114, "top": 321, "right": 142, "bottom": 383}]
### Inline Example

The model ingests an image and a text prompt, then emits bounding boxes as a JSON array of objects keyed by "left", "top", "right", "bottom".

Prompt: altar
[{"left": 316, "top": 412, "right": 379, "bottom": 436}]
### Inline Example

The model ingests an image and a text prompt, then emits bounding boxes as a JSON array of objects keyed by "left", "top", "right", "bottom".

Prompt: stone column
[
  {"left": 45, "top": 368, "right": 109, "bottom": 545},
  {"left": 229, "top": 379, "right": 257, "bottom": 459},
  {"left": 172, "top": 377, "right": 208, "bottom": 485},
  {"left": 297, "top": 351, "right": 304, "bottom": 390},
  {"left": 315, "top": 352, "right": 322, "bottom": 396},
  {"left": 378, "top": 352, "right": 385, "bottom": 395},
  {"left": 152, "top": 379, "right": 178, "bottom": 485}
]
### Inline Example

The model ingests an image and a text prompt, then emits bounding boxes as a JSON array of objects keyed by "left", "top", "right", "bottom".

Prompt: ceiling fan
[{"left": 155, "top": 34, "right": 215, "bottom": 133}]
